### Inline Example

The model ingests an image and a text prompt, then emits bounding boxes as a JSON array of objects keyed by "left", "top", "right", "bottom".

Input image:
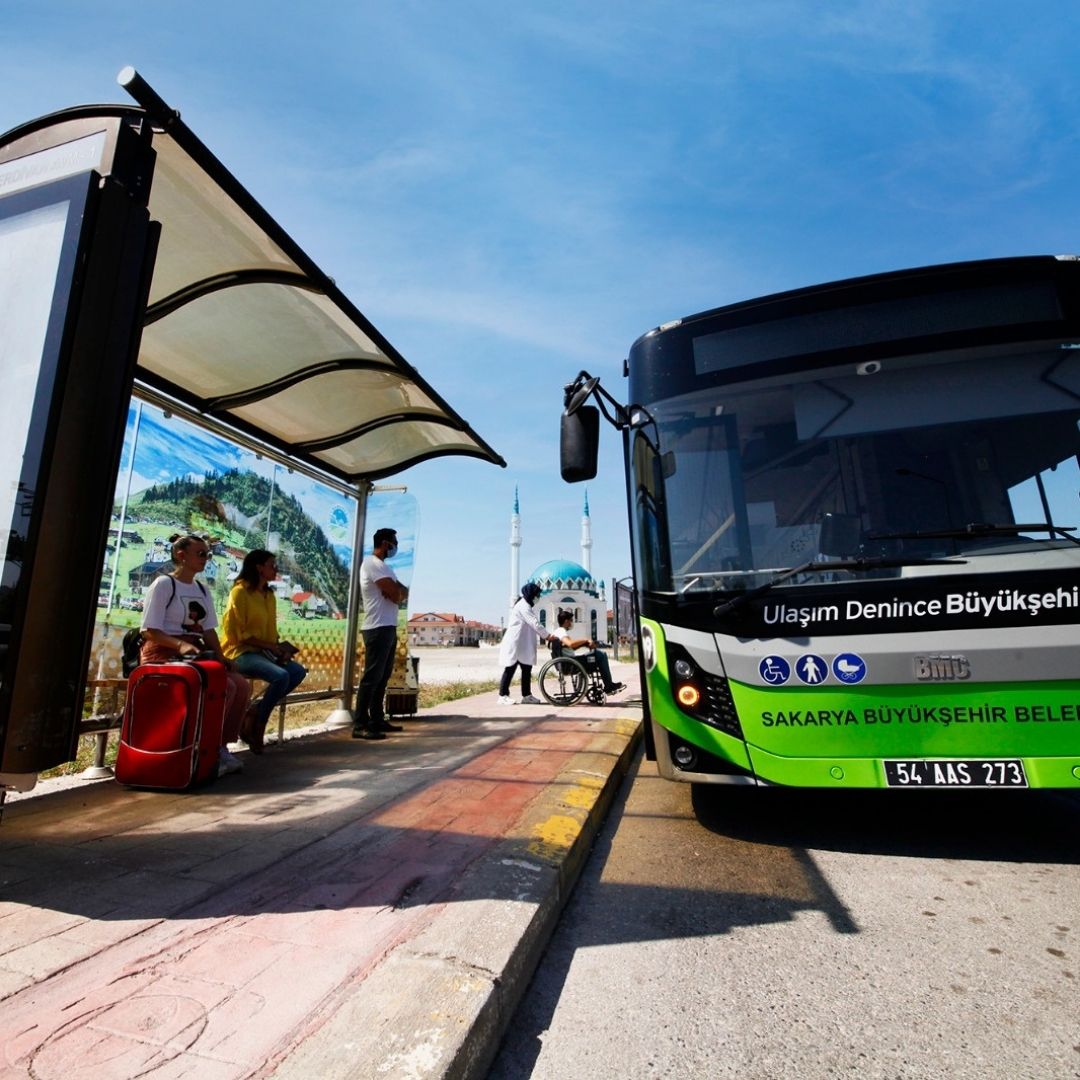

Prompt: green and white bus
[{"left": 562, "top": 256, "right": 1080, "bottom": 789}]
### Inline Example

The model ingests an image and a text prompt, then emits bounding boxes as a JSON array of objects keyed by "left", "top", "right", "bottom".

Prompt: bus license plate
[{"left": 884, "top": 759, "right": 1028, "bottom": 788}]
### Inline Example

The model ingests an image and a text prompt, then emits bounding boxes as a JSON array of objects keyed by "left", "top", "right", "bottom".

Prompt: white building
[{"left": 511, "top": 489, "right": 608, "bottom": 643}]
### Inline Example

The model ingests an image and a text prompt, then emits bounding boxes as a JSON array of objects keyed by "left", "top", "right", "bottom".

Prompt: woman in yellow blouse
[{"left": 221, "top": 549, "right": 307, "bottom": 753}]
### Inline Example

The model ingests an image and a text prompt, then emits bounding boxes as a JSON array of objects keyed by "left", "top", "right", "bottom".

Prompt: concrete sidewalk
[{"left": 0, "top": 681, "right": 641, "bottom": 1079}]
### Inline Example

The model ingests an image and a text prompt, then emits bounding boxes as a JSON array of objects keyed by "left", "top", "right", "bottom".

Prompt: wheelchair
[{"left": 537, "top": 641, "right": 611, "bottom": 706}]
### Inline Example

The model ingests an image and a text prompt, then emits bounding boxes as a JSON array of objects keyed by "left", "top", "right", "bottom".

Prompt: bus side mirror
[{"left": 561, "top": 405, "right": 600, "bottom": 482}]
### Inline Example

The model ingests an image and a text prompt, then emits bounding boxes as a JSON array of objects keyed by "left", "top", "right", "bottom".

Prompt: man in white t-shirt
[
  {"left": 552, "top": 609, "right": 624, "bottom": 695},
  {"left": 353, "top": 527, "right": 409, "bottom": 739}
]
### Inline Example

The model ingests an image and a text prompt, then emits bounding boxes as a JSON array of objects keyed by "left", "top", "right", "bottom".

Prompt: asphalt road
[{"left": 490, "top": 753, "right": 1080, "bottom": 1079}]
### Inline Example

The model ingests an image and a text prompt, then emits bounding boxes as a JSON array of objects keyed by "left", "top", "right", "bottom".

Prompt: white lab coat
[{"left": 498, "top": 598, "right": 546, "bottom": 668}]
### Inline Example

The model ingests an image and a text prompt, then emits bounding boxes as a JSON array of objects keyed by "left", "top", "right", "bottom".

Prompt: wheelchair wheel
[
  {"left": 585, "top": 682, "right": 606, "bottom": 705},
  {"left": 539, "top": 656, "right": 588, "bottom": 706}
]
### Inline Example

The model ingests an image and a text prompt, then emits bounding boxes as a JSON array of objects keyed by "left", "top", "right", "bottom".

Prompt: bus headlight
[
  {"left": 665, "top": 641, "right": 743, "bottom": 739},
  {"left": 676, "top": 684, "right": 701, "bottom": 708},
  {"left": 668, "top": 644, "right": 707, "bottom": 716}
]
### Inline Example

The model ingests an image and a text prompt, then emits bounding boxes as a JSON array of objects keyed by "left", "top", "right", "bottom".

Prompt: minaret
[
  {"left": 510, "top": 484, "right": 522, "bottom": 607},
  {"left": 581, "top": 489, "right": 592, "bottom": 575}
]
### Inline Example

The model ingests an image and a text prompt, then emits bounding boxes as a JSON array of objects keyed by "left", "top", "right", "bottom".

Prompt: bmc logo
[{"left": 913, "top": 654, "right": 971, "bottom": 680}]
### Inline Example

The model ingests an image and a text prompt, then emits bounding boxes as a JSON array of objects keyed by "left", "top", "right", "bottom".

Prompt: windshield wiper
[
  {"left": 867, "top": 522, "right": 1080, "bottom": 547},
  {"left": 713, "top": 555, "right": 965, "bottom": 618}
]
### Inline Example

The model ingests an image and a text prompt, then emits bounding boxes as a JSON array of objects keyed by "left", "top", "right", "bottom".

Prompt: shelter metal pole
[
  {"left": 330, "top": 482, "right": 370, "bottom": 724},
  {"left": 105, "top": 400, "right": 143, "bottom": 613},
  {"left": 265, "top": 460, "right": 277, "bottom": 548}
]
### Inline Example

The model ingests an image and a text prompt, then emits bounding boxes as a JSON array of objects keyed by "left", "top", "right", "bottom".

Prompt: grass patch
[
  {"left": 42, "top": 679, "right": 501, "bottom": 779},
  {"left": 419, "top": 679, "right": 500, "bottom": 709}
]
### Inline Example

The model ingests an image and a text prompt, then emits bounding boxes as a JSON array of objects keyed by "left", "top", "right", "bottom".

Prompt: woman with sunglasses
[{"left": 138, "top": 534, "right": 251, "bottom": 776}]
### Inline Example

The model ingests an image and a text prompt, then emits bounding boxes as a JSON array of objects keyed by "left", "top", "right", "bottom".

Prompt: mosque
[{"left": 510, "top": 486, "right": 608, "bottom": 642}]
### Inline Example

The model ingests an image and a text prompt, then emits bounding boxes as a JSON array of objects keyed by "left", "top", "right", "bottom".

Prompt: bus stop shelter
[{"left": 0, "top": 68, "right": 504, "bottom": 792}]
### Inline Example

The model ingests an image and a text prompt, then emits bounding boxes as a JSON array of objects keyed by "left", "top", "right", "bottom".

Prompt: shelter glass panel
[{"left": 94, "top": 402, "right": 359, "bottom": 688}]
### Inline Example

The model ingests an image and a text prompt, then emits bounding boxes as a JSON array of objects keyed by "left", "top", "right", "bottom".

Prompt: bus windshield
[{"left": 635, "top": 345, "right": 1080, "bottom": 595}]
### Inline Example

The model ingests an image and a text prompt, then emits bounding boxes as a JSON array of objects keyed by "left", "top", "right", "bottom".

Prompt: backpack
[
  {"left": 121, "top": 627, "right": 144, "bottom": 677},
  {"left": 121, "top": 576, "right": 208, "bottom": 676}
]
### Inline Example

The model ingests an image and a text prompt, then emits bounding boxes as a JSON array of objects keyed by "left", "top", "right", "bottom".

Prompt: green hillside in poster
[{"left": 122, "top": 469, "right": 349, "bottom": 612}]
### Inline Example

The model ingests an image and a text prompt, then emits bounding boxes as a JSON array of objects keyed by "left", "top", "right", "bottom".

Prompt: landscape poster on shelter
[{"left": 100, "top": 401, "right": 419, "bottom": 623}]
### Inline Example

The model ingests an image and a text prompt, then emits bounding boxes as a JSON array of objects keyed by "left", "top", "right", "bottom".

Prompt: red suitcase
[{"left": 116, "top": 659, "right": 227, "bottom": 790}]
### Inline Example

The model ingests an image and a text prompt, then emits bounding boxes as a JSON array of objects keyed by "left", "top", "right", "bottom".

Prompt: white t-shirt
[
  {"left": 554, "top": 626, "right": 587, "bottom": 656},
  {"left": 140, "top": 574, "right": 216, "bottom": 638},
  {"left": 360, "top": 554, "right": 401, "bottom": 630}
]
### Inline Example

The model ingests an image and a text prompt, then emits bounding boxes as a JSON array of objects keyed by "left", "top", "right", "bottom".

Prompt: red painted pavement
[{"left": 1, "top": 718, "right": 613, "bottom": 1077}]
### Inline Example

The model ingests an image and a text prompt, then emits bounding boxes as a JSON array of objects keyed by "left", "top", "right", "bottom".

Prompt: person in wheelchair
[{"left": 552, "top": 610, "right": 625, "bottom": 695}]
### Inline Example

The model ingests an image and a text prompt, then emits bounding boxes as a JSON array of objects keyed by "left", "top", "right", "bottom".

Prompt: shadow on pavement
[{"left": 489, "top": 756, "right": 1080, "bottom": 1078}]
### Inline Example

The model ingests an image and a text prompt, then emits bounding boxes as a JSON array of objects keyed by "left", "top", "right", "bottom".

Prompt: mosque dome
[{"left": 527, "top": 559, "right": 599, "bottom": 597}]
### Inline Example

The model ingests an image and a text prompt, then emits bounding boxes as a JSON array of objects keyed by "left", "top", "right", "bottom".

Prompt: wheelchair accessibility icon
[{"left": 758, "top": 655, "right": 791, "bottom": 685}]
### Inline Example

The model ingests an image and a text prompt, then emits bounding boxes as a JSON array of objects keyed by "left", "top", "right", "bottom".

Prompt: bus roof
[{"left": 632, "top": 254, "right": 1079, "bottom": 352}]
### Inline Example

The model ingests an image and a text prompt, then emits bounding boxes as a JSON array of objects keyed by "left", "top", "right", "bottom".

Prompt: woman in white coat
[{"left": 498, "top": 582, "right": 552, "bottom": 704}]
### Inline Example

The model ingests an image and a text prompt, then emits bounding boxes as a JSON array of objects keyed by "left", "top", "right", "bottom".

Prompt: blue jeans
[
  {"left": 355, "top": 626, "right": 398, "bottom": 728},
  {"left": 582, "top": 649, "right": 616, "bottom": 690},
  {"left": 233, "top": 651, "right": 307, "bottom": 728}
]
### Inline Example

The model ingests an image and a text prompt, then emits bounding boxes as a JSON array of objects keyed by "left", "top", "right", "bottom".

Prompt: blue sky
[{"left": 6, "top": 3, "right": 1080, "bottom": 624}]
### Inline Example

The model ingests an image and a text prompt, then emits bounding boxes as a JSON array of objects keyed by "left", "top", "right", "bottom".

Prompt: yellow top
[{"left": 220, "top": 583, "right": 278, "bottom": 659}]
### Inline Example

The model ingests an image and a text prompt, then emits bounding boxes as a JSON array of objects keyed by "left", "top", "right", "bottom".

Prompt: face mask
[{"left": 386, "top": 544, "right": 398, "bottom": 559}]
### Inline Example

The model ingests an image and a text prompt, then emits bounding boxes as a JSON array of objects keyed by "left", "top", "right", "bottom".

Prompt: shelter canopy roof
[{"left": 0, "top": 71, "right": 504, "bottom": 485}]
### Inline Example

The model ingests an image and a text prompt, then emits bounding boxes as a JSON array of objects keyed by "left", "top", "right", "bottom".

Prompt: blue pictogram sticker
[
  {"left": 796, "top": 654, "right": 828, "bottom": 684},
  {"left": 832, "top": 653, "right": 867, "bottom": 684},
  {"left": 759, "top": 655, "right": 791, "bottom": 685}
]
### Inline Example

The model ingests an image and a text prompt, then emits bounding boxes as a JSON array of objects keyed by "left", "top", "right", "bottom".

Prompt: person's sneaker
[
  {"left": 605, "top": 683, "right": 626, "bottom": 694},
  {"left": 497, "top": 695, "right": 513, "bottom": 705},
  {"left": 352, "top": 726, "right": 386, "bottom": 740},
  {"left": 217, "top": 747, "right": 244, "bottom": 776},
  {"left": 519, "top": 694, "right": 543, "bottom": 705}
]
